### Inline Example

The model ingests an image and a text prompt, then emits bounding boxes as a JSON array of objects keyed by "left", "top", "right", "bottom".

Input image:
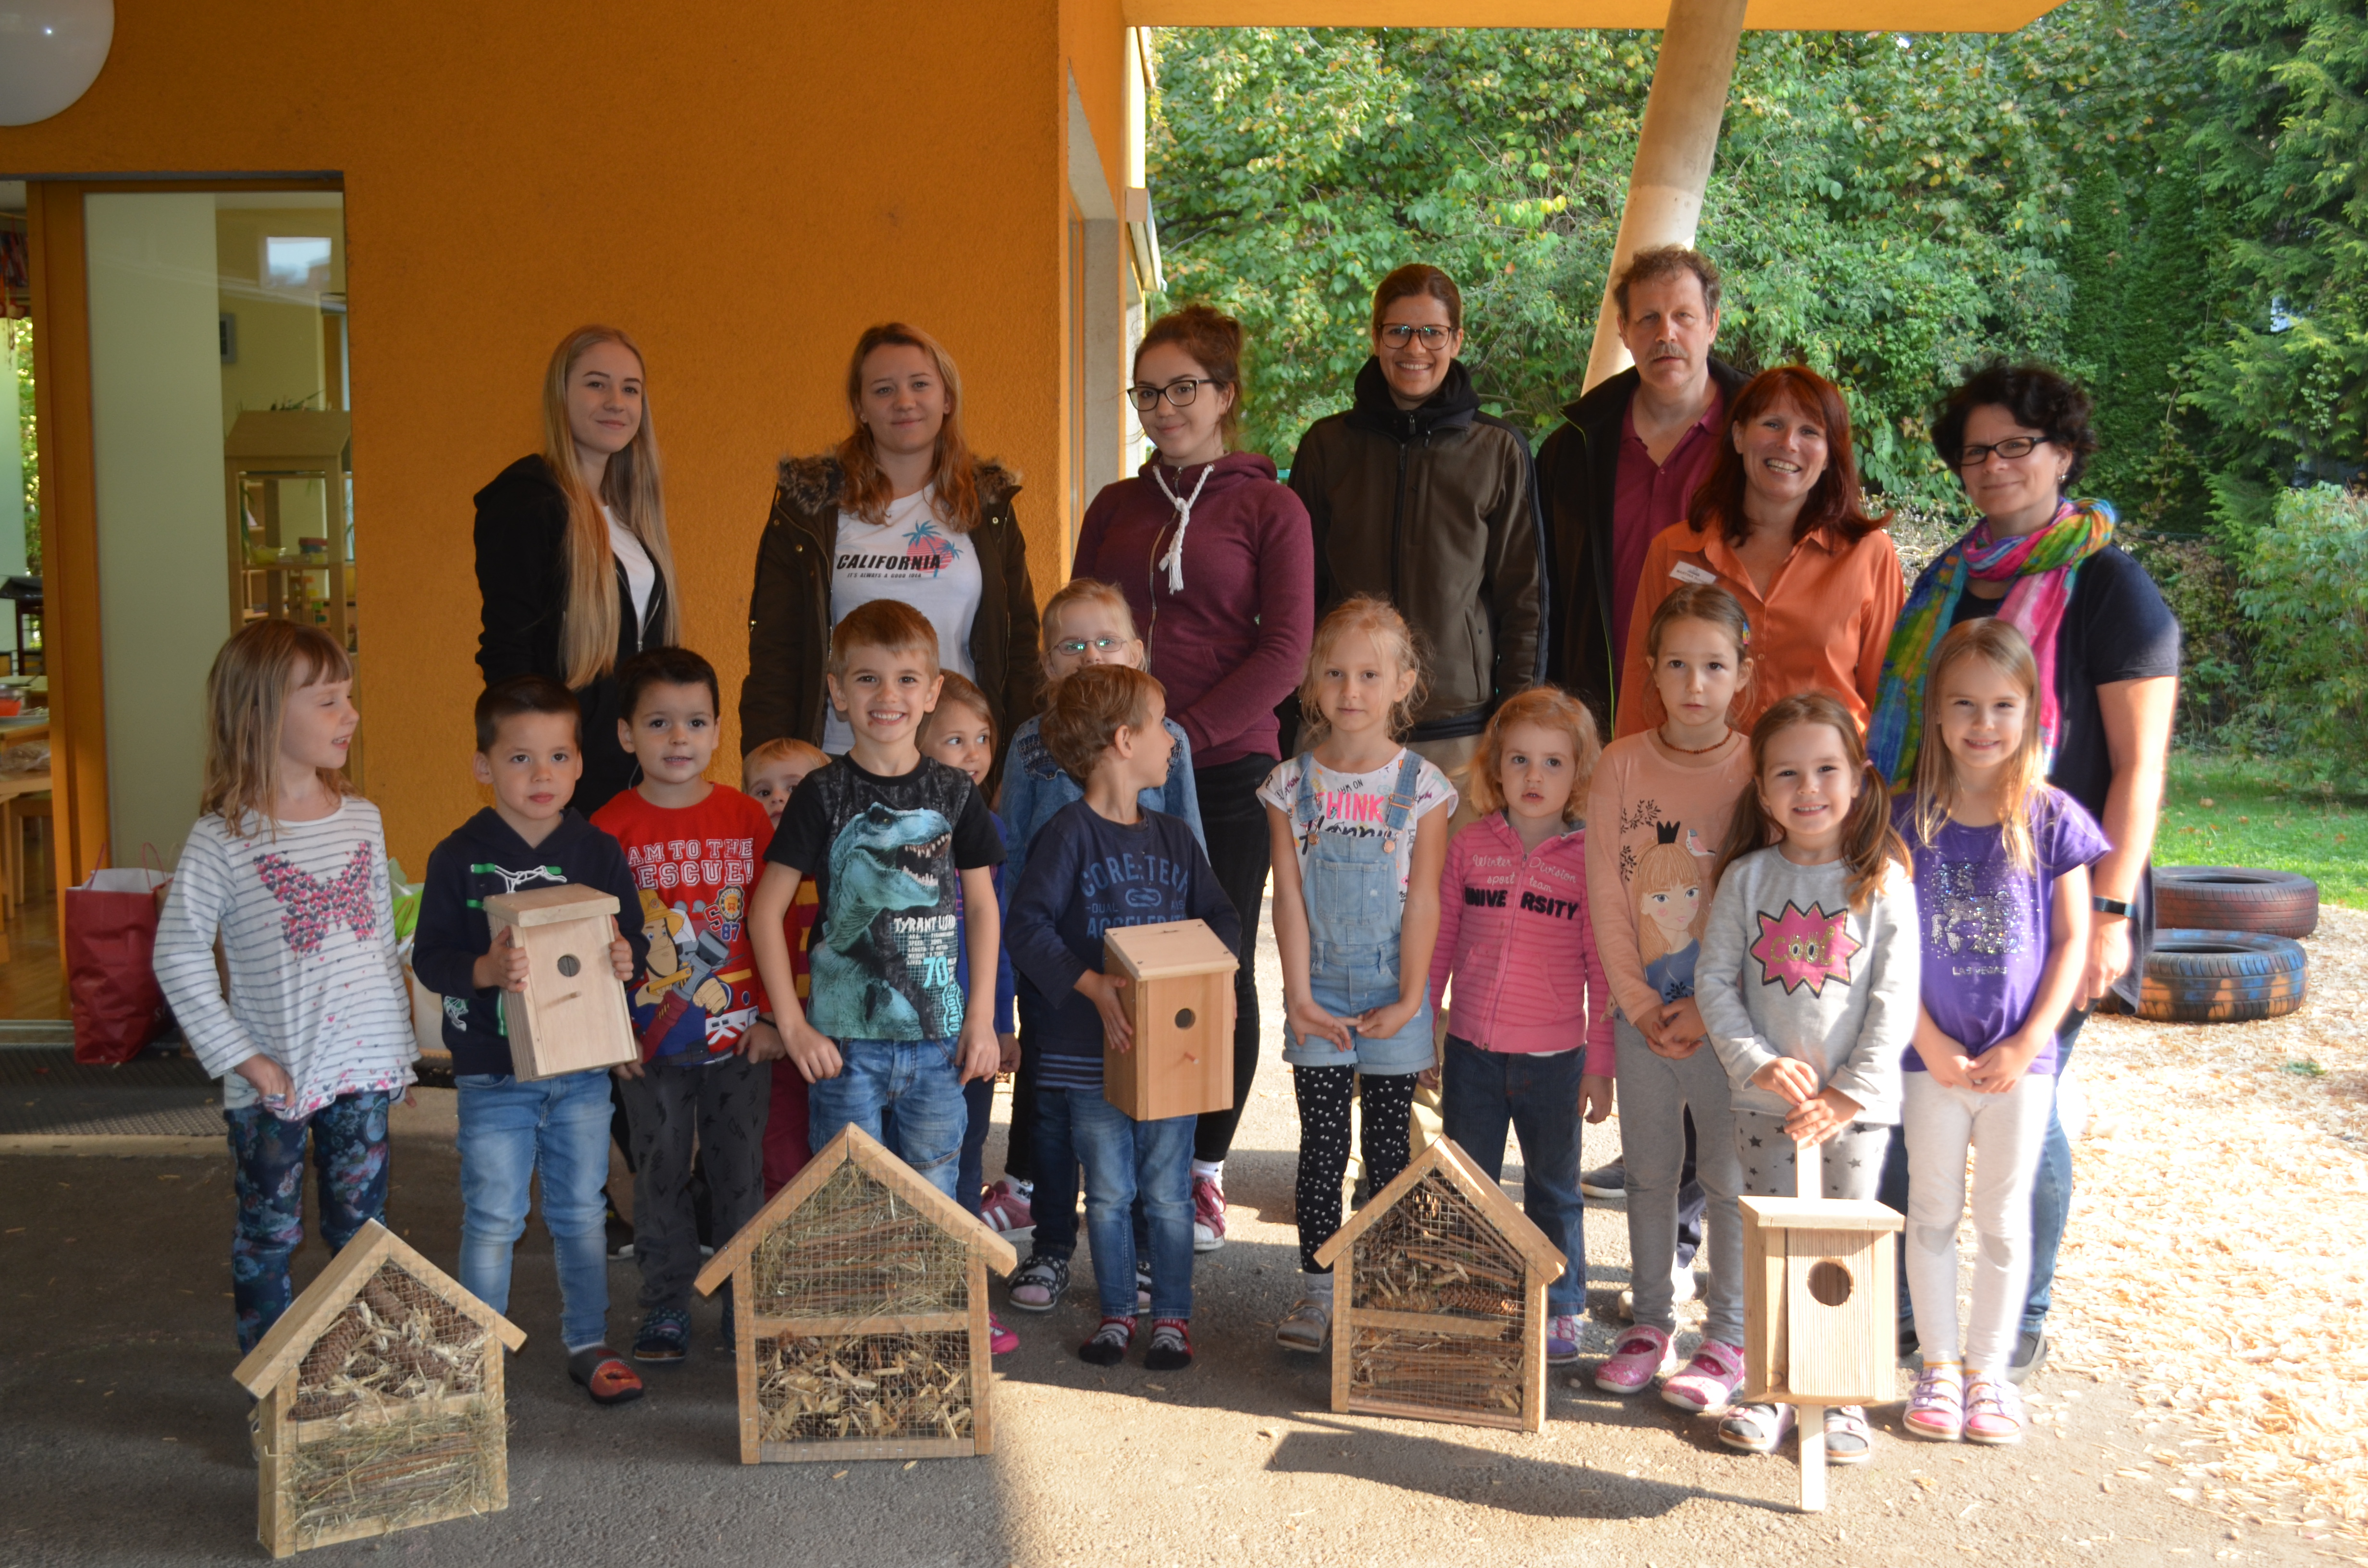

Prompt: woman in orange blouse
[{"left": 1614, "top": 365, "right": 1902, "bottom": 738}]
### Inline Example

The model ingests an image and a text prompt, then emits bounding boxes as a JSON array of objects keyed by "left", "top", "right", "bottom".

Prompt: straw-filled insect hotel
[
  {"left": 1313, "top": 1137, "right": 1566, "bottom": 1433},
  {"left": 695, "top": 1124, "right": 1018, "bottom": 1464},
  {"left": 232, "top": 1221, "right": 526, "bottom": 1558}
]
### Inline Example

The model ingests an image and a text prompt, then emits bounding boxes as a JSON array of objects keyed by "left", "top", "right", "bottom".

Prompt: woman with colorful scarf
[{"left": 1869, "top": 361, "right": 2180, "bottom": 1384}]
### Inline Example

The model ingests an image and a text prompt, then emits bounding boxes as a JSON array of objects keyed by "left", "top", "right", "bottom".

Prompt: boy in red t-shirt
[
  {"left": 590, "top": 648, "right": 781, "bottom": 1365},
  {"left": 743, "top": 736, "right": 829, "bottom": 1196}
]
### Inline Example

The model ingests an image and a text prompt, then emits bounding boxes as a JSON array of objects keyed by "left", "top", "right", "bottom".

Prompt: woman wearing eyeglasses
[
  {"left": 1868, "top": 361, "right": 2178, "bottom": 1384},
  {"left": 740, "top": 321, "right": 1042, "bottom": 790},
  {"left": 1072, "top": 303, "right": 1314, "bottom": 1252},
  {"left": 1286, "top": 265, "right": 1548, "bottom": 804}
]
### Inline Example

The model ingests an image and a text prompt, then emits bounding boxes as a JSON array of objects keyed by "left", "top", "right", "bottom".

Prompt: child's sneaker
[
  {"left": 988, "top": 1312, "right": 1019, "bottom": 1356},
  {"left": 632, "top": 1307, "right": 690, "bottom": 1364},
  {"left": 1545, "top": 1313, "right": 1585, "bottom": 1366},
  {"left": 1135, "top": 1259, "right": 1154, "bottom": 1315},
  {"left": 1275, "top": 1295, "right": 1332, "bottom": 1352},
  {"left": 1593, "top": 1324, "right": 1676, "bottom": 1393},
  {"left": 1661, "top": 1338, "right": 1748, "bottom": 1414},
  {"left": 1962, "top": 1375, "right": 2025, "bottom": 1446},
  {"left": 1579, "top": 1158, "right": 1627, "bottom": 1200},
  {"left": 1007, "top": 1252, "right": 1069, "bottom": 1313},
  {"left": 1191, "top": 1175, "right": 1228, "bottom": 1252},
  {"left": 1718, "top": 1401, "right": 1796, "bottom": 1455},
  {"left": 978, "top": 1180, "right": 1034, "bottom": 1236},
  {"left": 1905, "top": 1364, "right": 1965, "bottom": 1442},
  {"left": 1145, "top": 1318, "right": 1194, "bottom": 1371},
  {"left": 1078, "top": 1316, "right": 1134, "bottom": 1366}
]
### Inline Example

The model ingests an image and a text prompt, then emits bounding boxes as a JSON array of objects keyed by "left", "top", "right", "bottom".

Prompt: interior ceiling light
[{"left": 0, "top": 0, "right": 114, "bottom": 126}]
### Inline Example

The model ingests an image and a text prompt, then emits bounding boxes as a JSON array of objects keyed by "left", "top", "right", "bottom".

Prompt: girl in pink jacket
[{"left": 1426, "top": 685, "right": 1612, "bottom": 1367}]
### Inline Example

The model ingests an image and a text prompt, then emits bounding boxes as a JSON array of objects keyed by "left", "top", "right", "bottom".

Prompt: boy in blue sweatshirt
[
  {"left": 1006, "top": 665, "right": 1240, "bottom": 1373},
  {"left": 412, "top": 676, "right": 649, "bottom": 1406}
]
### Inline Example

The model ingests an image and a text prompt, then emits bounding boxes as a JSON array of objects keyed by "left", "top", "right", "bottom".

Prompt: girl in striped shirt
[{"left": 154, "top": 622, "right": 417, "bottom": 1349}]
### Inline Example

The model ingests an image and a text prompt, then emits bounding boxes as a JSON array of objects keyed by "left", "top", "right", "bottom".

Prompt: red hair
[{"left": 1687, "top": 366, "right": 1886, "bottom": 550}]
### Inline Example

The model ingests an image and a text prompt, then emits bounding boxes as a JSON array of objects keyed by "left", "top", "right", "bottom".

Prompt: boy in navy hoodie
[{"left": 413, "top": 676, "right": 649, "bottom": 1406}]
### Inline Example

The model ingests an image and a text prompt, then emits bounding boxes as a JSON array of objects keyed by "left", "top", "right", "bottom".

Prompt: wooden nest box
[
  {"left": 1313, "top": 1136, "right": 1566, "bottom": 1432},
  {"left": 481, "top": 884, "right": 636, "bottom": 1081},
  {"left": 1101, "top": 919, "right": 1238, "bottom": 1120},
  {"left": 1739, "top": 1139, "right": 1906, "bottom": 1511},
  {"left": 694, "top": 1124, "right": 1018, "bottom": 1464},
  {"left": 232, "top": 1221, "right": 526, "bottom": 1558}
]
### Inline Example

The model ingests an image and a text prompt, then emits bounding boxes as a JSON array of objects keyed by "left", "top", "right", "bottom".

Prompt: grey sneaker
[{"left": 1580, "top": 1159, "right": 1627, "bottom": 1200}]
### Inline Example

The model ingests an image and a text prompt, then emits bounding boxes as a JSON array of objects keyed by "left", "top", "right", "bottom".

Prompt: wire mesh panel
[
  {"left": 1347, "top": 1324, "right": 1526, "bottom": 1419},
  {"left": 290, "top": 1262, "right": 491, "bottom": 1421},
  {"left": 752, "top": 1331, "right": 974, "bottom": 1444},
  {"left": 1350, "top": 1170, "right": 1528, "bottom": 1318},
  {"left": 751, "top": 1161, "right": 971, "bottom": 1317},
  {"left": 1343, "top": 1168, "right": 1538, "bottom": 1427}
]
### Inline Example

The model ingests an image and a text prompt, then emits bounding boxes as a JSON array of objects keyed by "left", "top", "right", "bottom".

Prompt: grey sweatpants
[
  {"left": 616, "top": 1054, "right": 771, "bottom": 1313},
  {"left": 1615, "top": 1017, "right": 1745, "bottom": 1347},
  {"left": 1733, "top": 1108, "right": 1889, "bottom": 1202}
]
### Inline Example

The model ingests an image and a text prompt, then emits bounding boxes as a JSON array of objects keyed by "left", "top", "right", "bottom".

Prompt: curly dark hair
[{"left": 1933, "top": 362, "right": 2099, "bottom": 485}]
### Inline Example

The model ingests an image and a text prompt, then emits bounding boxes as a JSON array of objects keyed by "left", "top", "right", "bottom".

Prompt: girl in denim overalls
[{"left": 1261, "top": 597, "right": 1457, "bottom": 1352}]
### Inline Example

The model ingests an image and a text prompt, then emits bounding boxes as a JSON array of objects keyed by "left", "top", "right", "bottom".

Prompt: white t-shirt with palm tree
[{"left": 822, "top": 486, "right": 983, "bottom": 754}]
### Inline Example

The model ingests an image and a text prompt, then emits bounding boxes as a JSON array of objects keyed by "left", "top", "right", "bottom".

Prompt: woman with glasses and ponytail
[
  {"left": 475, "top": 325, "right": 682, "bottom": 816},
  {"left": 1072, "top": 304, "right": 1314, "bottom": 1253}
]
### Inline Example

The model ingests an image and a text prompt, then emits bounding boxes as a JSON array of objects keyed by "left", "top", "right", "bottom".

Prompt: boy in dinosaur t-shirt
[{"left": 750, "top": 600, "right": 1005, "bottom": 1202}]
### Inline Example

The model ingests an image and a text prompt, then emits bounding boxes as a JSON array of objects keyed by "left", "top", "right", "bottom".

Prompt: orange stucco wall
[{"left": 0, "top": 0, "right": 1132, "bottom": 873}]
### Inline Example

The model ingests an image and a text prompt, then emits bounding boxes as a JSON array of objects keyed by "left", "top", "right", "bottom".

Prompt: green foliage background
[{"left": 1144, "top": 0, "right": 2368, "bottom": 760}]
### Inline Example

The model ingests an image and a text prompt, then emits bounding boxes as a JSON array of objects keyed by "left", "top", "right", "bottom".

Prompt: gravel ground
[{"left": 0, "top": 895, "right": 2350, "bottom": 1567}]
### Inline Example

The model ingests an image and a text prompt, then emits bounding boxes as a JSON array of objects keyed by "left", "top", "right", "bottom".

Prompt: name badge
[{"left": 1669, "top": 560, "right": 1720, "bottom": 586}]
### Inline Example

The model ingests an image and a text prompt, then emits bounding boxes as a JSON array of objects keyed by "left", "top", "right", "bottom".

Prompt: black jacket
[
  {"left": 411, "top": 808, "right": 650, "bottom": 1078},
  {"left": 1288, "top": 359, "right": 1547, "bottom": 741},
  {"left": 473, "top": 456, "right": 669, "bottom": 816},
  {"left": 1534, "top": 357, "right": 1748, "bottom": 725},
  {"left": 740, "top": 454, "right": 1043, "bottom": 795}
]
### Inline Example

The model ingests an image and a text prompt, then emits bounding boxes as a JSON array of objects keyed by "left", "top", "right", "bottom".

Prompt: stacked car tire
[{"left": 2139, "top": 868, "right": 2316, "bottom": 1025}]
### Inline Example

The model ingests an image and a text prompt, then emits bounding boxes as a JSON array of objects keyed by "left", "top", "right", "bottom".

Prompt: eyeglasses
[
  {"left": 1379, "top": 324, "right": 1455, "bottom": 349},
  {"left": 1052, "top": 636, "right": 1132, "bottom": 656},
  {"left": 1955, "top": 435, "right": 2048, "bottom": 468},
  {"left": 1129, "top": 378, "right": 1221, "bottom": 411}
]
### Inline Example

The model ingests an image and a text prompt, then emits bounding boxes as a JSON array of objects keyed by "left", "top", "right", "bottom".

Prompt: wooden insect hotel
[
  {"left": 694, "top": 1124, "right": 1018, "bottom": 1464},
  {"left": 1101, "top": 919, "right": 1238, "bottom": 1120},
  {"left": 1739, "top": 1140, "right": 1906, "bottom": 1511},
  {"left": 481, "top": 884, "right": 637, "bottom": 1081},
  {"left": 1312, "top": 1136, "right": 1566, "bottom": 1433},
  {"left": 233, "top": 1221, "right": 525, "bottom": 1558}
]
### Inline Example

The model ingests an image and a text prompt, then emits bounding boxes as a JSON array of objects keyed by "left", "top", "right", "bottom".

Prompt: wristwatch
[{"left": 2091, "top": 895, "right": 2132, "bottom": 918}]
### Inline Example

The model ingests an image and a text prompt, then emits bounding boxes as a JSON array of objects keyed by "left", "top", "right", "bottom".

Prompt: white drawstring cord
[{"left": 1150, "top": 462, "right": 1213, "bottom": 594}]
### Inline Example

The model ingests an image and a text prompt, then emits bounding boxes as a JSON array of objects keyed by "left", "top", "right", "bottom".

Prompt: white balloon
[{"left": 0, "top": 0, "right": 115, "bottom": 127}]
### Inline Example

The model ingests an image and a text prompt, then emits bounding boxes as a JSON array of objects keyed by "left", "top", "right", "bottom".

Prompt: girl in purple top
[
  {"left": 1891, "top": 620, "right": 2107, "bottom": 1450},
  {"left": 1073, "top": 305, "right": 1315, "bottom": 1250}
]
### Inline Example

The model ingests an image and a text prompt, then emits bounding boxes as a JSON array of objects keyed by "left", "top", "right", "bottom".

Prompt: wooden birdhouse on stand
[
  {"left": 233, "top": 1221, "right": 526, "bottom": 1558},
  {"left": 1312, "top": 1136, "right": 1566, "bottom": 1433},
  {"left": 694, "top": 1125, "right": 1018, "bottom": 1464},
  {"left": 481, "top": 885, "right": 637, "bottom": 1081},
  {"left": 1100, "top": 920, "right": 1238, "bottom": 1121},
  {"left": 1739, "top": 1139, "right": 1906, "bottom": 1511}
]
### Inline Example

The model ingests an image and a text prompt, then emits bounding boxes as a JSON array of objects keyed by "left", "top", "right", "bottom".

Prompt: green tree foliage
[{"left": 2237, "top": 485, "right": 2368, "bottom": 785}]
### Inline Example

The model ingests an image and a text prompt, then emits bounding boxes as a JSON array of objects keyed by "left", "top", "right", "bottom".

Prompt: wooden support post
[{"left": 1795, "top": 1133, "right": 1824, "bottom": 1513}]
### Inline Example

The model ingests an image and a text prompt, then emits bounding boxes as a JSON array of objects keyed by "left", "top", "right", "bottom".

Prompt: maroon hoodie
[{"left": 1073, "top": 453, "right": 1314, "bottom": 766}]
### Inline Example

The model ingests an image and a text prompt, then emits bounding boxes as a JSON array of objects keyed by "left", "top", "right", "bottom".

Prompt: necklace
[{"left": 1659, "top": 728, "right": 1736, "bottom": 757}]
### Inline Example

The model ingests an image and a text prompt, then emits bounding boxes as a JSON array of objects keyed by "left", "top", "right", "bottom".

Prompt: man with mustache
[{"left": 1539, "top": 246, "right": 1746, "bottom": 726}]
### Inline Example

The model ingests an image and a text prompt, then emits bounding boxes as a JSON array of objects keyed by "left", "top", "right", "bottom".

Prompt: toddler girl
[
  {"left": 1697, "top": 691, "right": 1916, "bottom": 1465},
  {"left": 1896, "top": 621, "right": 2104, "bottom": 1446},
  {"left": 1585, "top": 586, "right": 1757, "bottom": 1413},
  {"left": 1264, "top": 597, "right": 1455, "bottom": 1351},
  {"left": 153, "top": 622, "right": 418, "bottom": 1349},
  {"left": 746, "top": 736, "right": 829, "bottom": 1197},
  {"left": 1427, "top": 685, "right": 1610, "bottom": 1367},
  {"left": 1001, "top": 579, "right": 1205, "bottom": 1311}
]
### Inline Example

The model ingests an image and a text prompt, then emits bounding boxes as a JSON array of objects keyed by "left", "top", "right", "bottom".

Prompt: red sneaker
[
  {"left": 978, "top": 1180, "right": 1034, "bottom": 1236},
  {"left": 988, "top": 1312, "right": 1019, "bottom": 1356},
  {"left": 1191, "top": 1175, "right": 1227, "bottom": 1253}
]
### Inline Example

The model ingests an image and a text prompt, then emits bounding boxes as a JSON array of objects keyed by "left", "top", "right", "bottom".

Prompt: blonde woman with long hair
[
  {"left": 475, "top": 325, "right": 681, "bottom": 815},
  {"left": 741, "top": 321, "right": 1041, "bottom": 785},
  {"left": 151, "top": 621, "right": 417, "bottom": 1351}
]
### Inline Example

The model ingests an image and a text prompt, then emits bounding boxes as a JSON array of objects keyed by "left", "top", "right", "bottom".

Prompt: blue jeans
[
  {"left": 456, "top": 1070, "right": 614, "bottom": 1351},
  {"left": 1068, "top": 1091, "right": 1195, "bottom": 1321},
  {"left": 225, "top": 1090, "right": 392, "bottom": 1350},
  {"left": 1027, "top": 1082, "right": 1150, "bottom": 1263},
  {"left": 809, "top": 1037, "right": 968, "bottom": 1200},
  {"left": 1439, "top": 1038, "right": 1587, "bottom": 1314}
]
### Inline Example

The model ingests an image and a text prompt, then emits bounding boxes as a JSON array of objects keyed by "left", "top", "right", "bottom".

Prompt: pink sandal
[{"left": 1905, "top": 1364, "right": 1964, "bottom": 1441}]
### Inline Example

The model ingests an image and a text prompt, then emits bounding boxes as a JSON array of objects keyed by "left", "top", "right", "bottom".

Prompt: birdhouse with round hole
[
  {"left": 482, "top": 885, "right": 636, "bottom": 1083},
  {"left": 1739, "top": 1190, "right": 1901, "bottom": 1410},
  {"left": 1100, "top": 920, "right": 1238, "bottom": 1121}
]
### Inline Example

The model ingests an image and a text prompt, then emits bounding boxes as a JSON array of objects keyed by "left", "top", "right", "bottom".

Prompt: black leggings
[
  {"left": 1293, "top": 1066, "right": 1416, "bottom": 1273},
  {"left": 1190, "top": 753, "right": 1277, "bottom": 1165}
]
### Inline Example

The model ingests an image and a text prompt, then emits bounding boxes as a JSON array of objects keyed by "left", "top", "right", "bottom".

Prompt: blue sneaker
[{"left": 1546, "top": 1312, "right": 1583, "bottom": 1365}]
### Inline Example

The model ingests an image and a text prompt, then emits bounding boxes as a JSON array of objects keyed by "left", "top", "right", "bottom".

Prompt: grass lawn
[{"left": 2158, "top": 750, "right": 2368, "bottom": 908}]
